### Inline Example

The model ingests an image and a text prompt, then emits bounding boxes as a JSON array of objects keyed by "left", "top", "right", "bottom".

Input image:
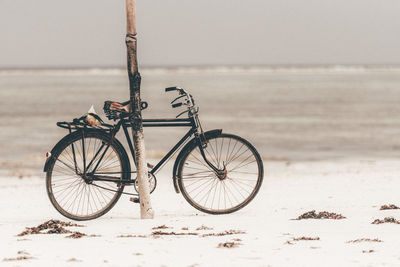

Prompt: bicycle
[{"left": 44, "top": 87, "right": 264, "bottom": 221}]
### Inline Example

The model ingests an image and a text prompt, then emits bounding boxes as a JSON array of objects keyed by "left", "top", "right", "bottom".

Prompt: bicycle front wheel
[
  {"left": 177, "top": 133, "right": 263, "bottom": 214},
  {"left": 46, "top": 130, "right": 130, "bottom": 221}
]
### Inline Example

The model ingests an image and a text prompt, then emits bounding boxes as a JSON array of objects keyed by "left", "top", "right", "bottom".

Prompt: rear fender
[
  {"left": 172, "top": 129, "right": 222, "bottom": 193},
  {"left": 43, "top": 130, "right": 129, "bottom": 178},
  {"left": 43, "top": 131, "right": 81, "bottom": 172}
]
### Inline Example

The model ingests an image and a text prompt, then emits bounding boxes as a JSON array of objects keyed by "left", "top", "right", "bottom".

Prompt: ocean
[{"left": 1, "top": 66, "right": 400, "bottom": 177}]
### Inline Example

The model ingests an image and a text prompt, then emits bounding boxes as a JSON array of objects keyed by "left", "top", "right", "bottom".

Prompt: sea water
[{"left": 1, "top": 67, "right": 400, "bottom": 176}]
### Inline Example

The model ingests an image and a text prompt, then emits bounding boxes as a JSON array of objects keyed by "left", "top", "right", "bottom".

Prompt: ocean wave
[
  {"left": 0, "top": 68, "right": 125, "bottom": 76},
  {"left": 2, "top": 65, "right": 400, "bottom": 76}
]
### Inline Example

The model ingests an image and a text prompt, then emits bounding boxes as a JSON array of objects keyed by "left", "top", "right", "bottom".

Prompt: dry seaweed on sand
[
  {"left": 66, "top": 232, "right": 100, "bottom": 239},
  {"left": 293, "top": 237, "right": 320, "bottom": 241},
  {"left": 217, "top": 242, "right": 240, "bottom": 248},
  {"left": 133, "top": 253, "right": 143, "bottom": 256},
  {"left": 380, "top": 204, "right": 400, "bottom": 210},
  {"left": 3, "top": 256, "right": 34, "bottom": 261},
  {"left": 89, "top": 234, "right": 101, "bottom": 237},
  {"left": 46, "top": 227, "right": 73, "bottom": 235},
  {"left": 152, "top": 225, "right": 170, "bottom": 230},
  {"left": 362, "top": 250, "right": 375, "bottom": 253},
  {"left": 371, "top": 217, "right": 400, "bottom": 224},
  {"left": 347, "top": 238, "right": 382, "bottom": 243},
  {"left": 296, "top": 210, "right": 346, "bottom": 220},
  {"left": 202, "top": 230, "right": 246, "bottom": 237},
  {"left": 18, "top": 220, "right": 84, "bottom": 236},
  {"left": 66, "top": 232, "right": 87, "bottom": 239},
  {"left": 122, "top": 229, "right": 245, "bottom": 238},
  {"left": 152, "top": 231, "right": 199, "bottom": 236},
  {"left": 196, "top": 225, "right": 214, "bottom": 231},
  {"left": 67, "top": 258, "right": 82, "bottom": 262}
]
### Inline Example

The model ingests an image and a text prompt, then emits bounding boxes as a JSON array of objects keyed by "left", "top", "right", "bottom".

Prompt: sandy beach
[
  {"left": 1, "top": 68, "right": 400, "bottom": 266},
  {"left": 1, "top": 159, "right": 400, "bottom": 266},
  {"left": 2, "top": 0, "right": 400, "bottom": 264}
]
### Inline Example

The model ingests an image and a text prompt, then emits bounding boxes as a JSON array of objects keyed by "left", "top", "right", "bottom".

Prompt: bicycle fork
[{"left": 196, "top": 133, "right": 227, "bottom": 180}]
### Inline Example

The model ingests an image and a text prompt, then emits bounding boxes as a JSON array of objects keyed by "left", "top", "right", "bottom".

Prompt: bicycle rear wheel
[
  {"left": 46, "top": 130, "right": 130, "bottom": 221},
  {"left": 177, "top": 133, "right": 263, "bottom": 214}
]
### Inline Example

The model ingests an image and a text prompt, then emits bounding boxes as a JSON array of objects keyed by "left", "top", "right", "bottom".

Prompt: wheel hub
[
  {"left": 81, "top": 174, "right": 93, "bottom": 184},
  {"left": 216, "top": 169, "right": 227, "bottom": 180}
]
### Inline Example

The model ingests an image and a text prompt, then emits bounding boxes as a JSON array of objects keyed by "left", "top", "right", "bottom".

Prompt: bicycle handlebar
[
  {"left": 165, "top": 87, "right": 196, "bottom": 116},
  {"left": 172, "top": 102, "right": 183, "bottom": 108},
  {"left": 165, "top": 87, "right": 183, "bottom": 92}
]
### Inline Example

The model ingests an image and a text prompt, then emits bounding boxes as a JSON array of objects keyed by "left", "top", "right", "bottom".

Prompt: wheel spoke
[
  {"left": 47, "top": 134, "right": 126, "bottom": 220},
  {"left": 179, "top": 134, "right": 262, "bottom": 214}
]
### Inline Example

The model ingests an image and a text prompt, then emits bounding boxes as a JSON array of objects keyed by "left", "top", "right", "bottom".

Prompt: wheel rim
[
  {"left": 49, "top": 136, "right": 123, "bottom": 219},
  {"left": 179, "top": 135, "right": 262, "bottom": 213}
]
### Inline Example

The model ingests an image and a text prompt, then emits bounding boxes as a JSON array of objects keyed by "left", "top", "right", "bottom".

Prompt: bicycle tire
[
  {"left": 46, "top": 130, "right": 130, "bottom": 221},
  {"left": 177, "top": 133, "right": 263, "bottom": 214}
]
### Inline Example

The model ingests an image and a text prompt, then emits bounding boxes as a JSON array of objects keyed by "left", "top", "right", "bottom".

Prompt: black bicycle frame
[
  {"left": 82, "top": 116, "right": 195, "bottom": 183},
  {"left": 122, "top": 117, "right": 195, "bottom": 175},
  {"left": 81, "top": 114, "right": 221, "bottom": 185}
]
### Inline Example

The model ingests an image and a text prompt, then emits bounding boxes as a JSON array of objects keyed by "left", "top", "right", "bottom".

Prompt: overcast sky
[{"left": 1, "top": 0, "right": 400, "bottom": 68}]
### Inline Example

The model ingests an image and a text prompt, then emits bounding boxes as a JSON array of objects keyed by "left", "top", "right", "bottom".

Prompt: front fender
[{"left": 172, "top": 129, "right": 222, "bottom": 193}]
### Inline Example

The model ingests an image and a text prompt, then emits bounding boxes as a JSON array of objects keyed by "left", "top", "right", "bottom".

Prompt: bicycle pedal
[{"left": 129, "top": 197, "right": 140, "bottom": 203}]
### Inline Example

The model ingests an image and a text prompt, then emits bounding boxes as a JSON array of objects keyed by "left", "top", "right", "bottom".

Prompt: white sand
[{"left": 1, "top": 160, "right": 400, "bottom": 266}]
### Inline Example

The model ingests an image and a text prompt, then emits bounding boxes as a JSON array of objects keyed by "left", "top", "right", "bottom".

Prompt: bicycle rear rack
[{"left": 56, "top": 120, "right": 114, "bottom": 133}]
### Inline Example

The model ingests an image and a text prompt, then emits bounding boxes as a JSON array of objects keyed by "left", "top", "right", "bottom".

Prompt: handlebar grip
[
  {"left": 165, "top": 87, "right": 178, "bottom": 92},
  {"left": 172, "top": 102, "right": 183, "bottom": 108}
]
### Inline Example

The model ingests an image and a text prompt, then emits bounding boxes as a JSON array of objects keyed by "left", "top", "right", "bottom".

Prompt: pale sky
[{"left": 1, "top": 0, "right": 400, "bottom": 68}]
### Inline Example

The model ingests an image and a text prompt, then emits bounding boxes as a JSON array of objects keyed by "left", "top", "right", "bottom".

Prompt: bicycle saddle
[
  {"left": 109, "top": 100, "right": 131, "bottom": 112},
  {"left": 104, "top": 100, "right": 149, "bottom": 121}
]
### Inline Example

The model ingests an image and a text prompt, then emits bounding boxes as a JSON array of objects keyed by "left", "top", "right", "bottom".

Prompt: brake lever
[
  {"left": 176, "top": 110, "right": 189, "bottom": 118},
  {"left": 171, "top": 95, "right": 185, "bottom": 104},
  {"left": 172, "top": 102, "right": 183, "bottom": 108}
]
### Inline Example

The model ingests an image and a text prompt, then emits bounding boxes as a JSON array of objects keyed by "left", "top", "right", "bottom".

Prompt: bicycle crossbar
[
  {"left": 143, "top": 118, "right": 191, "bottom": 123},
  {"left": 123, "top": 118, "right": 193, "bottom": 128}
]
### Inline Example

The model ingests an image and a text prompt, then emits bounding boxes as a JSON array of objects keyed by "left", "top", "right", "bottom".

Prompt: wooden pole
[{"left": 125, "top": 0, "right": 154, "bottom": 219}]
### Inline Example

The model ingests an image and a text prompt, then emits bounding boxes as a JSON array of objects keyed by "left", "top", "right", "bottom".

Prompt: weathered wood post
[{"left": 125, "top": 0, "right": 154, "bottom": 219}]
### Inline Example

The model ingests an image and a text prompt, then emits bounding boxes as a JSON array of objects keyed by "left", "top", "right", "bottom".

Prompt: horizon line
[{"left": 2, "top": 63, "right": 400, "bottom": 72}]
